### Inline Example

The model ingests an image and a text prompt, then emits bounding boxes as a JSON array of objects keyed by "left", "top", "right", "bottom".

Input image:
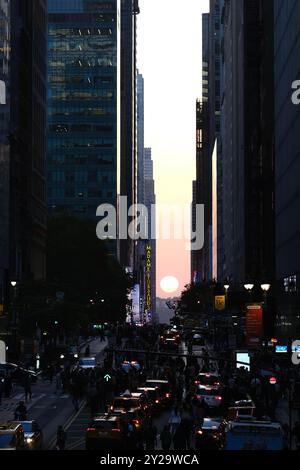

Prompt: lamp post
[
  {"left": 261, "top": 283, "right": 271, "bottom": 305},
  {"left": 224, "top": 284, "right": 230, "bottom": 306},
  {"left": 10, "top": 281, "right": 18, "bottom": 361},
  {"left": 244, "top": 283, "right": 254, "bottom": 302}
]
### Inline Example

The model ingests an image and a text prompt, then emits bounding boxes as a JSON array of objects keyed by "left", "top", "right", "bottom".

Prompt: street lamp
[
  {"left": 244, "top": 284, "right": 254, "bottom": 292},
  {"left": 224, "top": 284, "right": 230, "bottom": 308},
  {"left": 261, "top": 283, "right": 271, "bottom": 308},
  {"left": 244, "top": 283, "right": 254, "bottom": 302}
]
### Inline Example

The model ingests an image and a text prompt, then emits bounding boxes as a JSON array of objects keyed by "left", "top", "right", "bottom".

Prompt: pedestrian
[
  {"left": 14, "top": 401, "right": 27, "bottom": 420},
  {"left": 0, "top": 377, "right": 4, "bottom": 405},
  {"left": 100, "top": 329, "right": 105, "bottom": 342},
  {"left": 160, "top": 425, "right": 172, "bottom": 451},
  {"left": 4, "top": 373, "right": 12, "bottom": 398},
  {"left": 293, "top": 421, "right": 300, "bottom": 450},
  {"left": 23, "top": 373, "right": 32, "bottom": 402},
  {"left": 56, "top": 425, "right": 66, "bottom": 450},
  {"left": 144, "top": 423, "right": 157, "bottom": 451},
  {"left": 173, "top": 423, "right": 186, "bottom": 451},
  {"left": 168, "top": 407, "right": 181, "bottom": 435},
  {"left": 55, "top": 371, "right": 62, "bottom": 394}
]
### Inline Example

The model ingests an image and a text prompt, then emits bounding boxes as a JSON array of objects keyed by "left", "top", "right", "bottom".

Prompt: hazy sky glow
[{"left": 137, "top": 0, "right": 209, "bottom": 298}]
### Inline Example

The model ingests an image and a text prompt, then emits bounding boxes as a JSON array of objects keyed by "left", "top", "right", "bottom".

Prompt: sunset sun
[{"left": 160, "top": 276, "right": 180, "bottom": 294}]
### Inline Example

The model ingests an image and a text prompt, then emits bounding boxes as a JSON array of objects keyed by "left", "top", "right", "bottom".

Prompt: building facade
[
  {"left": 0, "top": 0, "right": 47, "bottom": 315},
  {"left": 120, "top": 0, "right": 139, "bottom": 269},
  {"left": 274, "top": 0, "right": 300, "bottom": 339},
  {"left": 47, "top": 0, "right": 121, "bottom": 247},
  {"left": 221, "top": 0, "right": 275, "bottom": 289}
]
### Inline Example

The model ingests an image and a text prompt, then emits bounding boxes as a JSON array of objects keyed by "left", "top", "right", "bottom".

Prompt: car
[
  {"left": 18, "top": 421, "right": 43, "bottom": 450},
  {"left": 0, "top": 422, "right": 25, "bottom": 450},
  {"left": 227, "top": 399, "right": 256, "bottom": 420},
  {"left": 110, "top": 392, "right": 150, "bottom": 414},
  {"left": 195, "top": 385, "right": 224, "bottom": 408},
  {"left": 121, "top": 360, "right": 142, "bottom": 374},
  {"left": 136, "top": 387, "right": 163, "bottom": 412},
  {"left": 159, "top": 331, "right": 180, "bottom": 351},
  {"left": 78, "top": 357, "right": 97, "bottom": 369},
  {"left": 192, "top": 334, "right": 205, "bottom": 346},
  {"left": 195, "top": 417, "right": 227, "bottom": 450},
  {"left": 85, "top": 414, "right": 127, "bottom": 450},
  {"left": 144, "top": 379, "right": 174, "bottom": 406},
  {"left": 111, "top": 408, "right": 145, "bottom": 433},
  {"left": 194, "top": 372, "right": 221, "bottom": 387},
  {"left": 0, "top": 363, "right": 37, "bottom": 384}
]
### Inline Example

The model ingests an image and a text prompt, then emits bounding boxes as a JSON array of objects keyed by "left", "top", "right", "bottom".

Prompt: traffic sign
[
  {"left": 269, "top": 377, "right": 277, "bottom": 385},
  {"left": 104, "top": 374, "right": 112, "bottom": 382}
]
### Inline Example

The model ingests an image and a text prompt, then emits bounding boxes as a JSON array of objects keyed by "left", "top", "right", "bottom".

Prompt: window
[
  {"left": 52, "top": 171, "right": 65, "bottom": 182},
  {"left": 284, "top": 275, "right": 297, "bottom": 293},
  {"left": 75, "top": 171, "right": 88, "bottom": 183}
]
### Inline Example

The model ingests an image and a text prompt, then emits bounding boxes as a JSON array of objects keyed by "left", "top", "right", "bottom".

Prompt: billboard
[{"left": 245, "top": 305, "right": 263, "bottom": 347}]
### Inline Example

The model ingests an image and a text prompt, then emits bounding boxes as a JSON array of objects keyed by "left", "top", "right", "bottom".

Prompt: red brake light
[
  {"left": 196, "top": 430, "right": 203, "bottom": 435},
  {"left": 165, "top": 393, "right": 170, "bottom": 398},
  {"left": 215, "top": 396, "right": 222, "bottom": 401},
  {"left": 195, "top": 380, "right": 200, "bottom": 384},
  {"left": 112, "top": 428, "right": 121, "bottom": 432},
  {"left": 86, "top": 427, "right": 96, "bottom": 432},
  {"left": 133, "top": 419, "right": 140, "bottom": 425}
]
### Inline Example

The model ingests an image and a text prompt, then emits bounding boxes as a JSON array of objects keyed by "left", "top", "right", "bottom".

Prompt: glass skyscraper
[{"left": 47, "top": 0, "right": 121, "bottom": 220}]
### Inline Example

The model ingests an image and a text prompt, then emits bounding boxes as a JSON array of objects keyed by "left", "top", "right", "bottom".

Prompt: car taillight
[
  {"left": 165, "top": 393, "right": 170, "bottom": 398},
  {"left": 86, "top": 428, "right": 96, "bottom": 432},
  {"left": 155, "top": 399, "right": 160, "bottom": 404},
  {"left": 214, "top": 382, "right": 220, "bottom": 386},
  {"left": 215, "top": 396, "right": 222, "bottom": 401},
  {"left": 110, "top": 406, "right": 114, "bottom": 411},
  {"left": 195, "top": 381, "right": 200, "bottom": 384},
  {"left": 196, "top": 430, "right": 203, "bottom": 435},
  {"left": 133, "top": 419, "right": 140, "bottom": 425},
  {"left": 112, "top": 428, "right": 121, "bottom": 433},
  {"left": 196, "top": 395, "right": 202, "bottom": 400}
]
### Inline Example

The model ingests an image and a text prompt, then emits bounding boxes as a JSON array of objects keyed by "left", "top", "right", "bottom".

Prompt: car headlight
[{"left": 26, "top": 438, "right": 33, "bottom": 444}]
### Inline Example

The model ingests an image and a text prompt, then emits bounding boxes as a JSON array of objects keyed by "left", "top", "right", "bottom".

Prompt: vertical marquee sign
[
  {"left": 246, "top": 304, "right": 263, "bottom": 347},
  {"left": 145, "top": 244, "right": 152, "bottom": 321}
]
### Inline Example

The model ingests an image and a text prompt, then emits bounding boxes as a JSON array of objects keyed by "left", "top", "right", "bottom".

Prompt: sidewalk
[
  {"left": 0, "top": 338, "right": 108, "bottom": 425},
  {"left": 276, "top": 396, "right": 299, "bottom": 449}
]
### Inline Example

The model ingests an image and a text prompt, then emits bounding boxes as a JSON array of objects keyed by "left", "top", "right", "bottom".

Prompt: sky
[{"left": 137, "top": 0, "right": 209, "bottom": 298}]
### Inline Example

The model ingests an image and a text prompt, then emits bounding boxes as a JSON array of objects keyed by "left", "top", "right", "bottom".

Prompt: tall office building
[
  {"left": 191, "top": 12, "right": 211, "bottom": 283},
  {"left": 47, "top": 0, "right": 121, "bottom": 251},
  {"left": 0, "top": 0, "right": 47, "bottom": 313},
  {"left": 120, "top": 0, "right": 139, "bottom": 269},
  {"left": 274, "top": 0, "right": 300, "bottom": 339},
  {"left": 137, "top": 72, "right": 144, "bottom": 205},
  {"left": 209, "top": 0, "right": 224, "bottom": 280},
  {"left": 0, "top": 0, "right": 10, "bottom": 312},
  {"left": 144, "top": 148, "right": 156, "bottom": 322},
  {"left": 221, "top": 0, "right": 275, "bottom": 288}
]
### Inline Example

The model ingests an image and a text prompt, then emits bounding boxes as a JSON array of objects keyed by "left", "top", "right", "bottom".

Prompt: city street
[
  {"left": 0, "top": 0, "right": 300, "bottom": 460},
  {"left": 0, "top": 338, "right": 108, "bottom": 448}
]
